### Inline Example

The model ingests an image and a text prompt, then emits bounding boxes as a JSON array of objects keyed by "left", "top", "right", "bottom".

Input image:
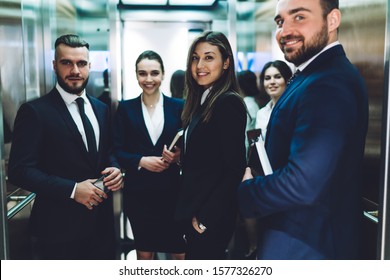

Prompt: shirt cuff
[{"left": 70, "top": 183, "right": 77, "bottom": 199}]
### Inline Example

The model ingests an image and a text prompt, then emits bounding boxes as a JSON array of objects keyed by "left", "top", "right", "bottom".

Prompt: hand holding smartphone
[{"left": 93, "top": 174, "right": 110, "bottom": 193}]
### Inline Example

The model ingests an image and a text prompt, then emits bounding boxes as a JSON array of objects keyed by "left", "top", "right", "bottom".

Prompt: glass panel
[{"left": 122, "top": 21, "right": 193, "bottom": 100}]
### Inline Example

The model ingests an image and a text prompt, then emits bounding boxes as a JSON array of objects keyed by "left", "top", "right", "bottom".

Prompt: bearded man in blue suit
[
  {"left": 238, "top": 0, "right": 368, "bottom": 259},
  {"left": 8, "top": 34, "right": 124, "bottom": 259}
]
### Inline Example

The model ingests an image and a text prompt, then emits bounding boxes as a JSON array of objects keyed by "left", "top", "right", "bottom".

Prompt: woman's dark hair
[
  {"left": 237, "top": 70, "right": 259, "bottom": 98},
  {"left": 182, "top": 31, "right": 241, "bottom": 127},
  {"left": 259, "top": 60, "right": 292, "bottom": 97},
  {"left": 170, "top": 69, "right": 186, "bottom": 99},
  {"left": 237, "top": 70, "right": 267, "bottom": 107},
  {"left": 135, "top": 50, "right": 165, "bottom": 74}
]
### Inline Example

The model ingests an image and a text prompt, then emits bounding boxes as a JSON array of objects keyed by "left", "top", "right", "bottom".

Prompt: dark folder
[{"left": 247, "top": 129, "right": 273, "bottom": 176}]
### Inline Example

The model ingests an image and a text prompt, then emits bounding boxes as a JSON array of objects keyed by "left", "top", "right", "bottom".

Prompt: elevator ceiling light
[
  {"left": 169, "top": 0, "right": 216, "bottom": 5},
  {"left": 120, "top": 0, "right": 217, "bottom": 6},
  {"left": 121, "top": 0, "right": 166, "bottom": 5}
]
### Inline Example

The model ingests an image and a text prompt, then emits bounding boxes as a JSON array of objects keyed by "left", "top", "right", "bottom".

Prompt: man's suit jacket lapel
[
  {"left": 50, "top": 89, "right": 98, "bottom": 167},
  {"left": 89, "top": 95, "right": 106, "bottom": 166},
  {"left": 267, "top": 45, "right": 346, "bottom": 144},
  {"left": 50, "top": 89, "right": 87, "bottom": 154}
]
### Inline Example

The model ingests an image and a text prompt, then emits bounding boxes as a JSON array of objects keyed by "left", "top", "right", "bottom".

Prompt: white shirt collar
[
  {"left": 156, "top": 92, "right": 164, "bottom": 107},
  {"left": 56, "top": 82, "right": 89, "bottom": 105},
  {"left": 141, "top": 92, "right": 164, "bottom": 109},
  {"left": 200, "top": 87, "right": 212, "bottom": 105},
  {"left": 141, "top": 92, "right": 164, "bottom": 145},
  {"left": 296, "top": 41, "right": 340, "bottom": 72}
]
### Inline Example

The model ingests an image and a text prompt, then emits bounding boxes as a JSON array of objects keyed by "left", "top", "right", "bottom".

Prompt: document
[
  {"left": 247, "top": 130, "right": 273, "bottom": 176},
  {"left": 255, "top": 137, "right": 273, "bottom": 175}
]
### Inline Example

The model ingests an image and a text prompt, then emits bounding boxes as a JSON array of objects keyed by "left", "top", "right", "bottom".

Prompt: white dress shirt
[
  {"left": 141, "top": 92, "right": 164, "bottom": 145},
  {"left": 56, "top": 83, "right": 100, "bottom": 198},
  {"left": 56, "top": 83, "right": 100, "bottom": 150},
  {"left": 255, "top": 100, "right": 274, "bottom": 139}
]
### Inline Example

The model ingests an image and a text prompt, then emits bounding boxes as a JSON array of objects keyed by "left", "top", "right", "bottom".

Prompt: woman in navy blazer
[
  {"left": 113, "top": 50, "right": 185, "bottom": 260},
  {"left": 175, "top": 31, "right": 247, "bottom": 260}
]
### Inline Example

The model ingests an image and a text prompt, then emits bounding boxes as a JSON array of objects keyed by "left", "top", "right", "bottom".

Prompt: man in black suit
[{"left": 8, "top": 34, "right": 123, "bottom": 260}]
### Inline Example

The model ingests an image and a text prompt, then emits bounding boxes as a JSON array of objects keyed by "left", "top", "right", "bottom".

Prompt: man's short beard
[
  {"left": 284, "top": 23, "right": 329, "bottom": 66},
  {"left": 57, "top": 76, "right": 89, "bottom": 95}
]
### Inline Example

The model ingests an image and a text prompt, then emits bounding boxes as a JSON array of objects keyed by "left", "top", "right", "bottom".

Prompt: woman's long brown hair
[{"left": 181, "top": 31, "right": 241, "bottom": 127}]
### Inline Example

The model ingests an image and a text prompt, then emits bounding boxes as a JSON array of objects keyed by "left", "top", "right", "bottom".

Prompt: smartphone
[{"left": 93, "top": 174, "right": 110, "bottom": 193}]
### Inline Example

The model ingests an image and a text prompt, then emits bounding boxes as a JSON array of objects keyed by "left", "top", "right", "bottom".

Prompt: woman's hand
[
  {"left": 192, "top": 216, "right": 206, "bottom": 234},
  {"left": 139, "top": 156, "right": 170, "bottom": 172},
  {"left": 242, "top": 167, "right": 254, "bottom": 181},
  {"left": 162, "top": 145, "right": 181, "bottom": 165}
]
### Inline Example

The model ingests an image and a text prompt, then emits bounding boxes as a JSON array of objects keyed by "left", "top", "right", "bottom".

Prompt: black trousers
[
  {"left": 31, "top": 235, "right": 116, "bottom": 260},
  {"left": 184, "top": 222, "right": 234, "bottom": 260}
]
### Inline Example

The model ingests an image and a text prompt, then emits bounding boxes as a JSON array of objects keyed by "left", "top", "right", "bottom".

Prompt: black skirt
[{"left": 124, "top": 187, "right": 186, "bottom": 254}]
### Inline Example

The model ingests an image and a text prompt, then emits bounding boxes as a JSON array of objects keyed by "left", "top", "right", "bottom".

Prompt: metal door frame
[{"left": 378, "top": 0, "right": 390, "bottom": 260}]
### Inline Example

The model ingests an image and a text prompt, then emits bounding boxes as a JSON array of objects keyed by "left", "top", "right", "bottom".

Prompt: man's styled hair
[
  {"left": 320, "top": 0, "right": 339, "bottom": 18},
  {"left": 277, "top": 0, "right": 339, "bottom": 19},
  {"left": 54, "top": 34, "right": 89, "bottom": 59}
]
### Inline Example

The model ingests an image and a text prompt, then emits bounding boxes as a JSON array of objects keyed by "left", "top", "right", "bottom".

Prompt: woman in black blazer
[
  {"left": 175, "top": 31, "right": 247, "bottom": 259},
  {"left": 113, "top": 50, "right": 185, "bottom": 260}
]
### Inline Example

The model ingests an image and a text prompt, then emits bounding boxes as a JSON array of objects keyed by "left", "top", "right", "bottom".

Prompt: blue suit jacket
[
  {"left": 113, "top": 94, "right": 184, "bottom": 192},
  {"left": 8, "top": 88, "right": 119, "bottom": 244},
  {"left": 238, "top": 45, "right": 369, "bottom": 259}
]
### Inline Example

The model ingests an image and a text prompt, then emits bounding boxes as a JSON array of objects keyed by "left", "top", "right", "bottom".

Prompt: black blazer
[
  {"left": 113, "top": 94, "right": 184, "bottom": 192},
  {"left": 8, "top": 88, "right": 119, "bottom": 243},
  {"left": 176, "top": 93, "right": 247, "bottom": 231}
]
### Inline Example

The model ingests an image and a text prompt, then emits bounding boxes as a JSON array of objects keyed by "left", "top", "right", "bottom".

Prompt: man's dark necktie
[
  {"left": 76, "top": 97, "right": 98, "bottom": 161},
  {"left": 287, "top": 69, "right": 301, "bottom": 85}
]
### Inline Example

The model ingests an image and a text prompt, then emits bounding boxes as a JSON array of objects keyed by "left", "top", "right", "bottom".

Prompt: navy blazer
[
  {"left": 176, "top": 93, "right": 247, "bottom": 231},
  {"left": 113, "top": 94, "right": 184, "bottom": 192},
  {"left": 8, "top": 88, "right": 119, "bottom": 243},
  {"left": 238, "top": 45, "right": 369, "bottom": 259}
]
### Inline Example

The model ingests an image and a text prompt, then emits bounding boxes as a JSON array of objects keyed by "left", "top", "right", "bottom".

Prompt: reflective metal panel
[
  {"left": 338, "top": 0, "right": 387, "bottom": 259},
  {"left": 0, "top": 0, "right": 25, "bottom": 259}
]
